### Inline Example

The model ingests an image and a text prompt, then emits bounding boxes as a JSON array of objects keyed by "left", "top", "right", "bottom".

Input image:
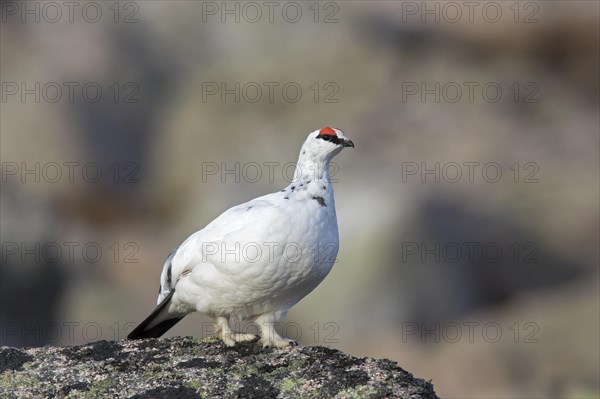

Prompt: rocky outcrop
[{"left": 0, "top": 337, "right": 438, "bottom": 398}]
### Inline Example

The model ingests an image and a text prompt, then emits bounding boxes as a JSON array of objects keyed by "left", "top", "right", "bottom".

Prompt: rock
[{"left": 0, "top": 337, "right": 439, "bottom": 399}]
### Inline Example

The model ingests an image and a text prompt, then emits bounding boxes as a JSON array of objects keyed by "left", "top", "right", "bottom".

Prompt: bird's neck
[
  {"left": 293, "top": 156, "right": 332, "bottom": 186},
  {"left": 286, "top": 155, "right": 336, "bottom": 207}
]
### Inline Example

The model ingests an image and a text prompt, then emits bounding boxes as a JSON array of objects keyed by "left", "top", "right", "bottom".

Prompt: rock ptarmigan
[{"left": 128, "top": 127, "right": 354, "bottom": 347}]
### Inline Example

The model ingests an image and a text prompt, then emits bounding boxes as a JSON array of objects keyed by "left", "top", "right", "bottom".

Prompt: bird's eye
[{"left": 322, "top": 135, "right": 331, "bottom": 141}]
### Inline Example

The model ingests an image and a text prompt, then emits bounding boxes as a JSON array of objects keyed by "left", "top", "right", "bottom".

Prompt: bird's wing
[
  {"left": 129, "top": 194, "right": 287, "bottom": 340},
  {"left": 163, "top": 193, "right": 290, "bottom": 294}
]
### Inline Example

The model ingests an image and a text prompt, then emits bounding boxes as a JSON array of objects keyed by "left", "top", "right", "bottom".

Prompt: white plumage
[{"left": 128, "top": 127, "right": 354, "bottom": 347}]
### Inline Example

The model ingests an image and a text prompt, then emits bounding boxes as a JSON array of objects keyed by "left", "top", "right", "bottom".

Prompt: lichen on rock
[{"left": 0, "top": 337, "right": 439, "bottom": 399}]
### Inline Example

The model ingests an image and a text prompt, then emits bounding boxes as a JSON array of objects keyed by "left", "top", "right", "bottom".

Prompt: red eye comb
[{"left": 319, "top": 127, "right": 336, "bottom": 136}]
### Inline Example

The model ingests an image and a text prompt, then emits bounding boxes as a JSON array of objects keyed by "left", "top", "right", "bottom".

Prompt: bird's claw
[
  {"left": 220, "top": 332, "right": 258, "bottom": 347},
  {"left": 261, "top": 337, "right": 297, "bottom": 348}
]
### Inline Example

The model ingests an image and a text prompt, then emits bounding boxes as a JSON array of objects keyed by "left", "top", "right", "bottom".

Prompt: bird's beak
[{"left": 343, "top": 139, "right": 355, "bottom": 148}]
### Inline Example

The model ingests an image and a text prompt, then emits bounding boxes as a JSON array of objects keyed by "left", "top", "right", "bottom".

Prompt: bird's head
[{"left": 302, "top": 127, "right": 354, "bottom": 161}]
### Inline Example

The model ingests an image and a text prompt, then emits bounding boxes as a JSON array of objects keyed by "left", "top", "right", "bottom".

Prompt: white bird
[{"left": 128, "top": 127, "right": 354, "bottom": 347}]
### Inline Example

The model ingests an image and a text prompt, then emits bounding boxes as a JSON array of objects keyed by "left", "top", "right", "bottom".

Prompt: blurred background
[{"left": 1, "top": 1, "right": 598, "bottom": 397}]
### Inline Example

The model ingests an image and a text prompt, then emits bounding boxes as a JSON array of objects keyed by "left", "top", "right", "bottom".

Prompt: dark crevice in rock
[
  {"left": 128, "top": 386, "right": 201, "bottom": 399},
  {"left": 0, "top": 347, "right": 33, "bottom": 373}
]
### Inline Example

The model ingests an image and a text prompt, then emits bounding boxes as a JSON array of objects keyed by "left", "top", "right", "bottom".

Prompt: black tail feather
[
  {"left": 128, "top": 317, "right": 183, "bottom": 339},
  {"left": 127, "top": 290, "right": 184, "bottom": 339}
]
